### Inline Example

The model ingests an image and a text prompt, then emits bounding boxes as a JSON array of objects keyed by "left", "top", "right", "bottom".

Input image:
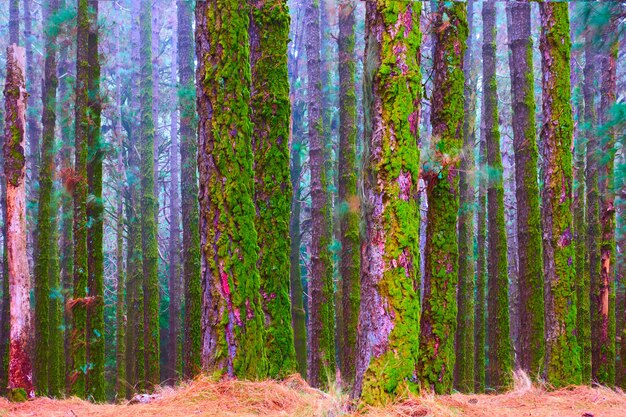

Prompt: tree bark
[
  {"left": 4, "top": 43, "right": 34, "bottom": 400},
  {"left": 354, "top": 1, "right": 422, "bottom": 405},
  {"left": 539, "top": 1, "right": 581, "bottom": 386},
  {"left": 418, "top": 1, "right": 467, "bottom": 395},
  {"left": 337, "top": 0, "right": 360, "bottom": 386},
  {"left": 196, "top": 0, "right": 267, "bottom": 379},
  {"left": 482, "top": 0, "right": 512, "bottom": 391},
  {"left": 303, "top": 0, "right": 335, "bottom": 389},
  {"left": 177, "top": 0, "right": 202, "bottom": 380},
  {"left": 506, "top": 0, "right": 545, "bottom": 378},
  {"left": 249, "top": 0, "right": 297, "bottom": 379}
]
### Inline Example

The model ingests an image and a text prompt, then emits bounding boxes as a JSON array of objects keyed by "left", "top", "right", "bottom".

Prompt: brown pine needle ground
[{"left": 1, "top": 374, "right": 625, "bottom": 417}]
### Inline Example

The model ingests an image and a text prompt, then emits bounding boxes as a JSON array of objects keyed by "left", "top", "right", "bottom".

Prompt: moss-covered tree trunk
[
  {"left": 304, "top": 0, "right": 335, "bottom": 389},
  {"left": 4, "top": 43, "right": 34, "bottom": 402},
  {"left": 166, "top": 25, "right": 181, "bottom": 382},
  {"left": 454, "top": 0, "right": 476, "bottom": 394},
  {"left": 337, "top": 0, "right": 360, "bottom": 386},
  {"left": 196, "top": 0, "right": 267, "bottom": 379},
  {"left": 70, "top": 0, "right": 90, "bottom": 397},
  {"left": 539, "top": 2, "right": 581, "bottom": 386},
  {"left": 474, "top": 127, "right": 487, "bottom": 394},
  {"left": 595, "top": 8, "right": 618, "bottom": 386},
  {"left": 139, "top": 0, "right": 160, "bottom": 389},
  {"left": 354, "top": 1, "right": 421, "bottom": 405},
  {"left": 177, "top": 0, "right": 202, "bottom": 380},
  {"left": 418, "top": 1, "right": 466, "bottom": 395},
  {"left": 34, "top": 0, "right": 62, "bottom": 397},
  {"left": 85, "top": 0, "right": 104, "bottom": 401},
  {"left": 249, "top": 0, "right": 296, "bottom": 379},
  {"left": 506, "top": 0, "right": 544, "bottom": 378},
  {"left": 482, "top": 0, "right": 512, "bottom": 391}
]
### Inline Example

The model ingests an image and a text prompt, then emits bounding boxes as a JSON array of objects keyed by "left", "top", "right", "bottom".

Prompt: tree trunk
[
  {"left": 249, "top": 0, "right": 297, "bottom": 379},
  {"left": 85, "top": 0, "right": 104, "bottom": 401},
  {"left": 354, "top": 1, "right": 422, "bottom": 405},
  {"left": 177, "top": 0, "right": 201, "bottom": 380},
  {"left": 482, "top": 0, "right": 512, "bottom": 391},
  {"left": 337, "top": 0, "right": 360, "bottom": 386},
  {"left": 474, "top": 121, "right": 487, "bottom": 393},
  {"left": 455, "top": 0, "right": 476, "bottom": 394},
  {"left": 166, "top": 20, "right": 181, "bottom": 383},
  {"left": 196, "top": 0, "right": 267, "bottom": 379},
  {"left": 34, "top": 0, "right": 61, "bottom": 396},
  {"left": 596, "top": 5, "right": 618, "bottom": 386},
  {"left": 139, "top": 0, "right": 160, "bottom": 389},
  {"left": 539, "top": 1, "right": 581, "bottom": 386},
  {"left": 70, "top": 0, "right": 90, "bottom": 397},
  {"left": 4, "top": 43, "right": 34, "bottom": 400},
  {"left": 506, "top": 0, "right": 545, "bottom": 378},
  {"left": 303, "top": 0, "right": 335, "bottom": 389},
  {"left": 418, "top": 1, "right": 466, "bottom": 395}
]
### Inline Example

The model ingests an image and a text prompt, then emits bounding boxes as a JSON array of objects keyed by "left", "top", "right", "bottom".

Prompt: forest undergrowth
[{"left": 1, "top": 372, "right": 625, "bottom": 417}]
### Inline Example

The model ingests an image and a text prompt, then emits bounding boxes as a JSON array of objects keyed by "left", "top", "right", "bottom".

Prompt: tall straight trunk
[
  {"left": 506, "top": 0, "right": 544, "bottom": 378},
  {"left": 304, "top": 0, "right": 335, "bottom": 389},
  {"left": 596, "top": 7, "right": 618, "bottom": 386},
  {"left": 539, "top": 2, "right": 581, "bottom": 386},
  {"left": 354, "top": 1, "right": 422, "bottom": 405},
  {"left": 166, "top": 21, "right": 181, "bottom": 382},
  {"left": 112, "top": 2, "right": 126, "bottom": 400},
  {"left": 474, "top": 128, "right": 487, "bottom": 393},
  {"left": 196, "top": 0, "right": 267, "bottom": 379},
  {"left": 151, "top": 0, "right": 161, "bottom": 211},
  {"left": 34, "top": 0, "right": 61, "bottom": 396},
  {"left": 482, "top": 0, "right": 512, "bottom": 391},
  {"left": 289, "top": 101, "right": 307, "bottom": 378},
  {"left": 571, "top": 2, "right": 590, "bottom": 384},
  {"left": 455, "top": 0, "right": 476, "bottom": 393},
  {"left": 337, "top": 0, "right": 360, "bottom": 386},
  {"left": 0, "top": 0, "right": 20, "bottom": 396},
  {"left": 4, "top": 44, "right": 34, "bottom": 401},
  {"left": 57, "top": 5, "right": 73, "bottom": 392},
  {"left": 139, "top": 0, "right": 160, "bottom": 389},
  {"left": 85, "top": 0, "right": 104, "bottom": 401},
  {"left": 70, "top": 0, "right": 89, "bottom": 398},
  {"left": 125, "top": 0, "right": 144, "bottom": 395},
  {"left": 418, "top": 1, "right": 467, "bottom": 395},
  {"left": 454, "top": 0, "right": 478, "bottom": 392},
  {"left": 177, "top": 0, "right": 201, "bottom": 379},
  {"left": 249, "top": 0, "right": 296, "bottom": 379}
]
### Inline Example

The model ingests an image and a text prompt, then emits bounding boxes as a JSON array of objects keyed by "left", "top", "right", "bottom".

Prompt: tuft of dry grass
[{"left": 0, "top": 374, "right": 625, "bottom": 417}]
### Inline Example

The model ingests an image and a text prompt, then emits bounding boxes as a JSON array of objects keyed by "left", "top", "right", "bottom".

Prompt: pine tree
[
  {"left": 249, "top": 0, "right": 297, "bottom": 379},
  {"left": 304, "top": 0, "right": 335, "bottom": 388},
  {"left": 539, "top": 1, "right": 581, "bottom": 386},
  {"left": 506, "top": 0, "right": 544, "bottom": 378},
  {"left": 418, "top": 1, "right": 467, "bottom": 395},
  {"left": 34, "top": 0, "right": 62, "bottom": 397},
  {"left": 482, "top": 0, "right": 512, "bottom": 391},
  {"left": 70, "top": 0, "right": 90, "bottom": 397},
  {"left": 196, "top": 0, "right": 267, "bottom": 379},
  {"left": 337, "top": 0, "right": 360, "bottom": 386},
  {"left": 354, "top": 0, "right": 422, "bottom": 405},
  {"left": 177, "top": 0, "right": 201, "bottom": 379}
]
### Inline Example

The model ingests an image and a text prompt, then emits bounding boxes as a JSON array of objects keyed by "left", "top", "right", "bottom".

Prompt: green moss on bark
[
  {"left": 418, "top": 1, "right": 467, "bottom": 395},
  {"left": 539, "top": 2, "right": 581, "bottom": 387},
  {"left": 196, "top": 0, "right": 267, "bottom": 379}
]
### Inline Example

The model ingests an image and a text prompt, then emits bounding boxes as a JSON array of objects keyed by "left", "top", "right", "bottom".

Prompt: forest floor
[{"left": 1, "top": 374, "right": 625, "bottom": 417}]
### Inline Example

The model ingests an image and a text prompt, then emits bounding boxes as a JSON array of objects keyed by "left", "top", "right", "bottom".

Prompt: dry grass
[{"left": 1, "top": 373, "right": 625, "bottom": 417}]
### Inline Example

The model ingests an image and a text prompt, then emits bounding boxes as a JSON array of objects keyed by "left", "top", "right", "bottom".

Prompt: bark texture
[
  {"left": 249, "top": 0, "right": 297, "bottom": 379},
  {"left": 482, "top": 0, "right": 512, "bottom": 391},
  {"left": 4, "top": 44, "right": 34, "bottom": 401},
  {"left": 539, "top": 2, "right": 581, "bottom": 386},
  {"left": 418, "top": 1, "right": 467, "bottom": 395},
  {"left": 196, "top": 0, "right": 267, "bottom": 379},
  {"left": 354, "top": 1, "right": 422, "bottom": 405},
  {"left": 506, "top": 0, "right": 545, "bottom": 378}
]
